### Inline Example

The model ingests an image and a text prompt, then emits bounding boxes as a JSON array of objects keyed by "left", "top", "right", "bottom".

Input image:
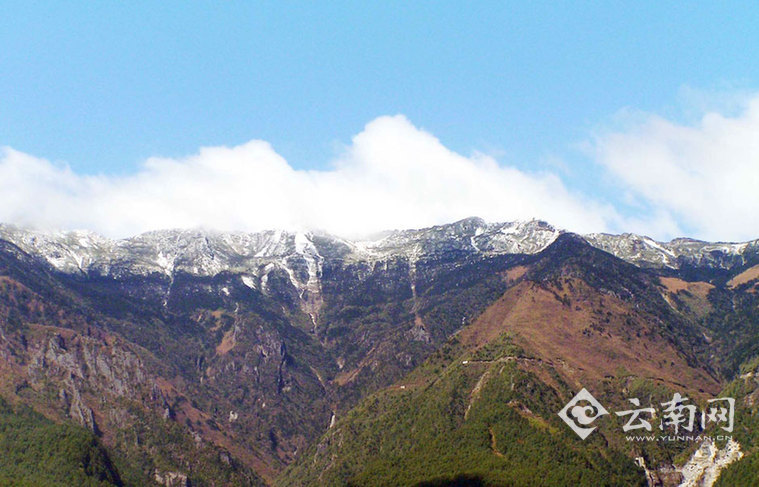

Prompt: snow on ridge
[{"left": 1, "top": 219, "right": 757, "bottom": 277}]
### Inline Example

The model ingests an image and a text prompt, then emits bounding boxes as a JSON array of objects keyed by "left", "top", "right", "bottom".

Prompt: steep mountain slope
[
  {"left": 0, "top": 240, "right": 267, "bottom": 486},
  {"left": 458, "top": 235, "right": 721, "bottom": 395},
  {"left": 0, "top": 396, "right": 122, "bottom": 487},
  {"left": 714, "top": 356, "right": 759, "bottom": 486},
  {"left": 279, "top": 335, "right": 647, "bottom": 486},
  {"left": 280, "top": 235, "right": 735, "bottom": 486}
]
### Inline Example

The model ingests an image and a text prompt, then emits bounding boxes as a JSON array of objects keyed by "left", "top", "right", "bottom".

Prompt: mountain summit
[{"left": 2, "top": 217, "right": 757, "bottom": 279}]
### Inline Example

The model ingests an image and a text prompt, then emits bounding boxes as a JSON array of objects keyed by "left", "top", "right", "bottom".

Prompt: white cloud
[
  {"left": 4, "top": 108, "right": 758, "bottom": 242},
  {"left": 592, "top": 93, "right": 759, "bottom": 242},
  {"left": 0, "top": 115, "right": 618, "bottom": 239}
]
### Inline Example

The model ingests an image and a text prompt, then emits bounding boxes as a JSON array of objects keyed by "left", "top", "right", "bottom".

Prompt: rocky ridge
[{"left": 2, "top": 217, "right": 757, "bottom": 284}]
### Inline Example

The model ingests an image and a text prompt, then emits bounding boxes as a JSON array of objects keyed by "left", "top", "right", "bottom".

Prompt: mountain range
[{"left": 1, "top": 218, "right": 758, "bottom": 486}]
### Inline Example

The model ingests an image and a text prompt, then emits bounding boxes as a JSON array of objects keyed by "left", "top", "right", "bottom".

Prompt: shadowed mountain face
[{"left": 1, "top": 220, "right": 758, "bottom": 486}]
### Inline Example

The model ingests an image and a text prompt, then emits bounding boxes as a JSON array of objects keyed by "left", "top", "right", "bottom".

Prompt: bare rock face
[
  {"left": 678, "top": 439, "right": 744, "bottom": 487},
  {"left": 154, "top": 470, "right": 189, "bottom": 487},
  {"left": 635, "top": 457, "right": 683, "bottom": 487},
  {"left": 68, "top": 386, "right": 99, "bottom": 433},
  {"left": 15, "top": 326, "right": 179, "bottom": 441},
  {"left": 28, "top": 332, "right": 146, "bottom": 399}
]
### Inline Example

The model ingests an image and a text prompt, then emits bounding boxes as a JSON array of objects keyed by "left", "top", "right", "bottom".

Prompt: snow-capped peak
[{"left": 1, "top": 219, "right": 757, "bottom": 283}]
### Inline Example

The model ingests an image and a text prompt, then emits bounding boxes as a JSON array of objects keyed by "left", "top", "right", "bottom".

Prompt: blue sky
[{"left": 2, "top": 2, "right": 759, "bottom": 240}]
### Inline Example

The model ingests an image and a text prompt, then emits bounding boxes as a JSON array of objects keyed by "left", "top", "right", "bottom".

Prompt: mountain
[
  {"left": 278, "top": 234, "right": 743, "bottom": 486},
  {"left": 584, "top": 232, "right": 759, "bottom": 275},
  {"left": 3, "top": 219, "right": 758, "bottom": 280},
  {"left": 1, "top": 218, "right": 759, "bottom": 486}
]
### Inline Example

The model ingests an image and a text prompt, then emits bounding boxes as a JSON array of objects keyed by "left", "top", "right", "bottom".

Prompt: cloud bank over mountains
[
  {"left": 0, "top": 116, "right": 614, "bottom": 239},
  {"left": 2, "top": 95, "right": 758, "bottom": 241},
  {"left": 592, "top": 94, "right": 759, "bottom": 242}
]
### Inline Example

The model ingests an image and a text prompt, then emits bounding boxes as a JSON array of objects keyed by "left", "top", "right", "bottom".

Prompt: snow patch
[
  {"left": 241, "top": 275, "right": 257, "bottom": 289},
  {"left": 155, "top": 252, "right": 175, "bottom": 276}
]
